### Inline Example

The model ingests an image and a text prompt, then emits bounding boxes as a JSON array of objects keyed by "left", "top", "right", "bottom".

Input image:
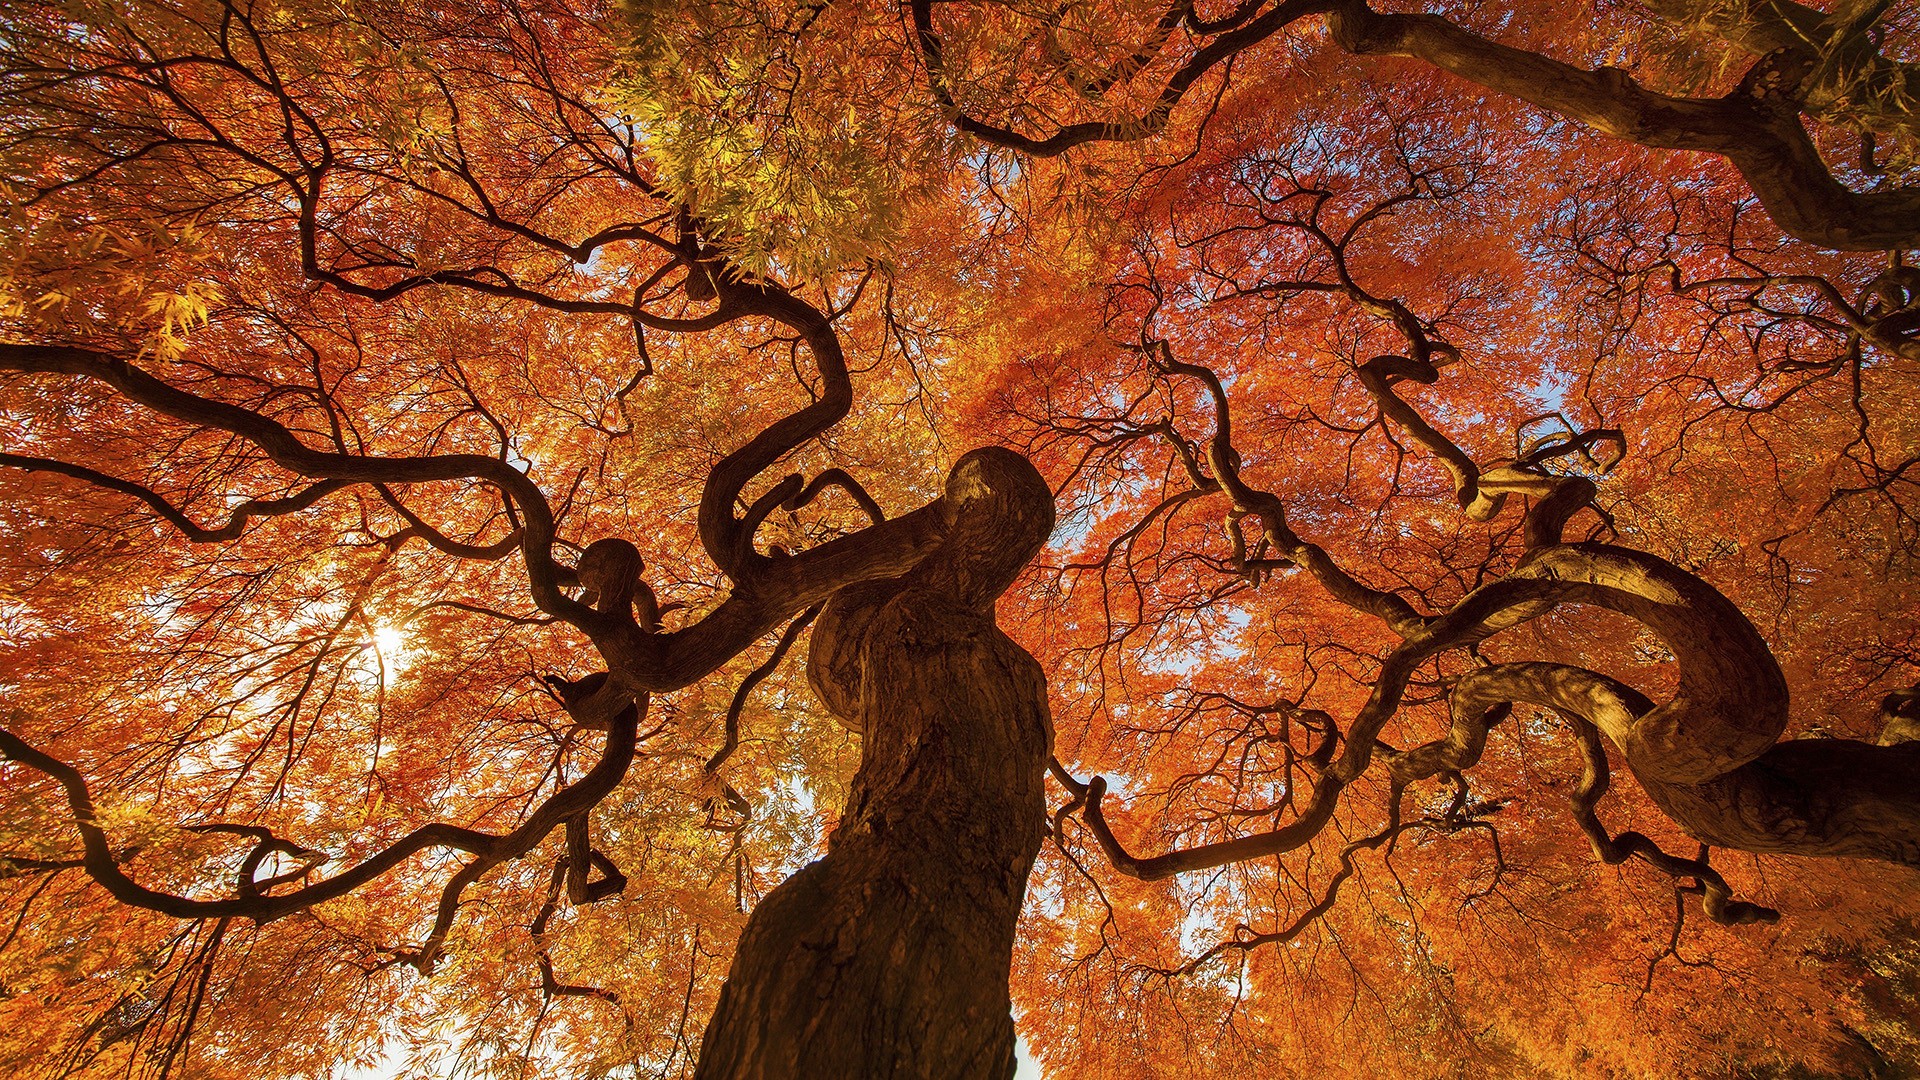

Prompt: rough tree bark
[
  {"left": 695, "top": 447, "right": 1056, "bottom": 1079},
  {"left": 1388, "top": 543, "right": 1920, "bottom": 869}
]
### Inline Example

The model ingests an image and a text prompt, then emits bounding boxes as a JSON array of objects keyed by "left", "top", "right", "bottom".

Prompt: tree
[{"left": 0, "top": 0, "right": 1917, "bottom": 1076}]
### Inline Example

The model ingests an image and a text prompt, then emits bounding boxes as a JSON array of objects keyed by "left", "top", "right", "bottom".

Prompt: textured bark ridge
[
  {"left": 696, "top": 448, "right": 1056, "bottom": 1079},
  {"left": 1499, "top": 545, "right": 1920, "bottom": 866},
  {"left": 1390, "top": 543, "right": 1920, "bottom": 868}
]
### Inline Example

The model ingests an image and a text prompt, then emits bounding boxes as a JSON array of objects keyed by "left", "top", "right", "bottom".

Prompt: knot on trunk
[
  {"left": 922, "top": 446, "right": 1057, "bottom": 607},
  {"left": 808, "top": 447, "right": 1054, "bottom": 729}
]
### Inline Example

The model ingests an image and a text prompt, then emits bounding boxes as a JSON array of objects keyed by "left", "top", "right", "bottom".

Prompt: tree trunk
[{"left": 695, "top": 448, "right": 1055, "bottom": 1079}]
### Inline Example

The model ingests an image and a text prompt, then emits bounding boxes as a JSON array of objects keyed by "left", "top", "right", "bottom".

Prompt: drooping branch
[
  {"left": 374, "top": 484, "right": 525, "bottom": 561},
  {"left": 1642, "top": 261, "right": 1920, "bottom": 364},
  {"left": 1375, "top": 661, "right": 1780, "bottom": 923},
  {"left": 0, "top": 452, "right": 353, "bottom": 543},
  {"left": 1559, "top": 714, "right": 1778, "bottom": 926},
  {"left": 911, "top": 0, "right": 1340, "bottom": 155},
  {"left": 1269, "top": 542, "right": 1790, "bottom": 795},
  {"left": 0, "top": 697, "right": 644, "bottom": 928},
  {"left": 1184, "top": 168, "right": 1626, "bottom": 534},
  {"left": 707, "top": 606, "right": 819, "bottom": 773},
  {"left": 530, "top": 857, "right": 626, "bottom": 1007},
  {"left": 1101, "top": 215, "right": 1920, "bottom": 885},
  {"left": 1352, "top": 355, "right": 1619, "bottom": 534},
  {"left": 1140, "top": 794, "right": 1504, "bottom": 978},
  {"left": 0, "top": 344, "right": 587, "bottom": 626},
  {"left": 1154, "top": 350, "right": 1431, "bottom": 638}
]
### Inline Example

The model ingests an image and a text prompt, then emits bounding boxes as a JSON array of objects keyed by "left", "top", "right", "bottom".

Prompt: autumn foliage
[{"left": 1, "top": 0, "right": 1918, "bottom": 1077}]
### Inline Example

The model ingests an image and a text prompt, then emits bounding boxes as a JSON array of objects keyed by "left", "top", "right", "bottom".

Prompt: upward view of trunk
[{"left": 695, "top": 448, "right": 1056, "bottom": 1079}]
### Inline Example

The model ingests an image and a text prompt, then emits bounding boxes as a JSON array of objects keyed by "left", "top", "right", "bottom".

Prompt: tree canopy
[{"left": 1, "top": 0, "right": 1918, "bottom": 1076}]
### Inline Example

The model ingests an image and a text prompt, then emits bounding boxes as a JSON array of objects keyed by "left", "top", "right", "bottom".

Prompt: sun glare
[
  {"left": 372, "top": 624, "right": 406, "bottom": 655},
  {"left": 362, "top": 624, "right": 417, "bottom": 684}
]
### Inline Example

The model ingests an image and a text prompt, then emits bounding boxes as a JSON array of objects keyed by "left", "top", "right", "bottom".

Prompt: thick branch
[
  {"left": 1330, "top": 1, "right": 1920, "bottom": 250},
  {"left": 1638, "top": 0, "right": 1920, "bottom": 140},
  {"left": 693, "top": 282, "right": 855, "bottom": 581}
]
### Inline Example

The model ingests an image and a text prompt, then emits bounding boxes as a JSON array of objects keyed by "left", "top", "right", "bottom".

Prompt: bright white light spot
[
  {"left": 353, "top": 623, "right": 415, "bottom": 687},
  {"left": 372, "top": 625, "right": 406, "bottom": 655},
  {"left": 1015, "top": 1035, "right": 1045, "bottom": 1078}
]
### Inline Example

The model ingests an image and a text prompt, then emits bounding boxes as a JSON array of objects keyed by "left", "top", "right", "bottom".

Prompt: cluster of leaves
[
  {"left": 610, "top": 0, "right": 952, "bottom": 276},
  {"left": 0, "top": 0, "right": 1916, "bottom": 1077}
]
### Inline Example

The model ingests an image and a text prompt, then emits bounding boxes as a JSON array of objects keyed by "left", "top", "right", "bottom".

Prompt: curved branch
[
  {"left": 1376, "top": 661, "right": 1778, "bottom": 923},
  {"left": 921, "top": 0, "right": 1919, "bottom": 249},
  {"left": 0, "top": 452, "right": 352, "bottom": 543},
  {"left": 531, "top": 858, "right": 625, "bottom": 1006},
  {"left": 1329, "top": 0, "right": 1920, "bottom": 250},
  {"left": 1560, "top": 714, "right": 1778, "bottom": 926},
  {"left": 375, "top": 484, "right": 523, "bottom": 561},
  {"left": 693, "top": 282, "right": 857, "bottom": 581},
  {"left": 0, "top": 700, "right": 642, "bottom": 924},
  {"left": 781, "top": 467, "right": 886, "bottom": 526},
  {"left": 912, "top": 0, "right": 1340, "bottom": 156},
  {"left": 0, "top": 344, "right": 589, "bottom": 627},
  {"left": 1157, "top": 353, "right": 1429, "bottom": 636},
  {"left": 1080, "top": 540, "right": 1797, "bottom": 878}
]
